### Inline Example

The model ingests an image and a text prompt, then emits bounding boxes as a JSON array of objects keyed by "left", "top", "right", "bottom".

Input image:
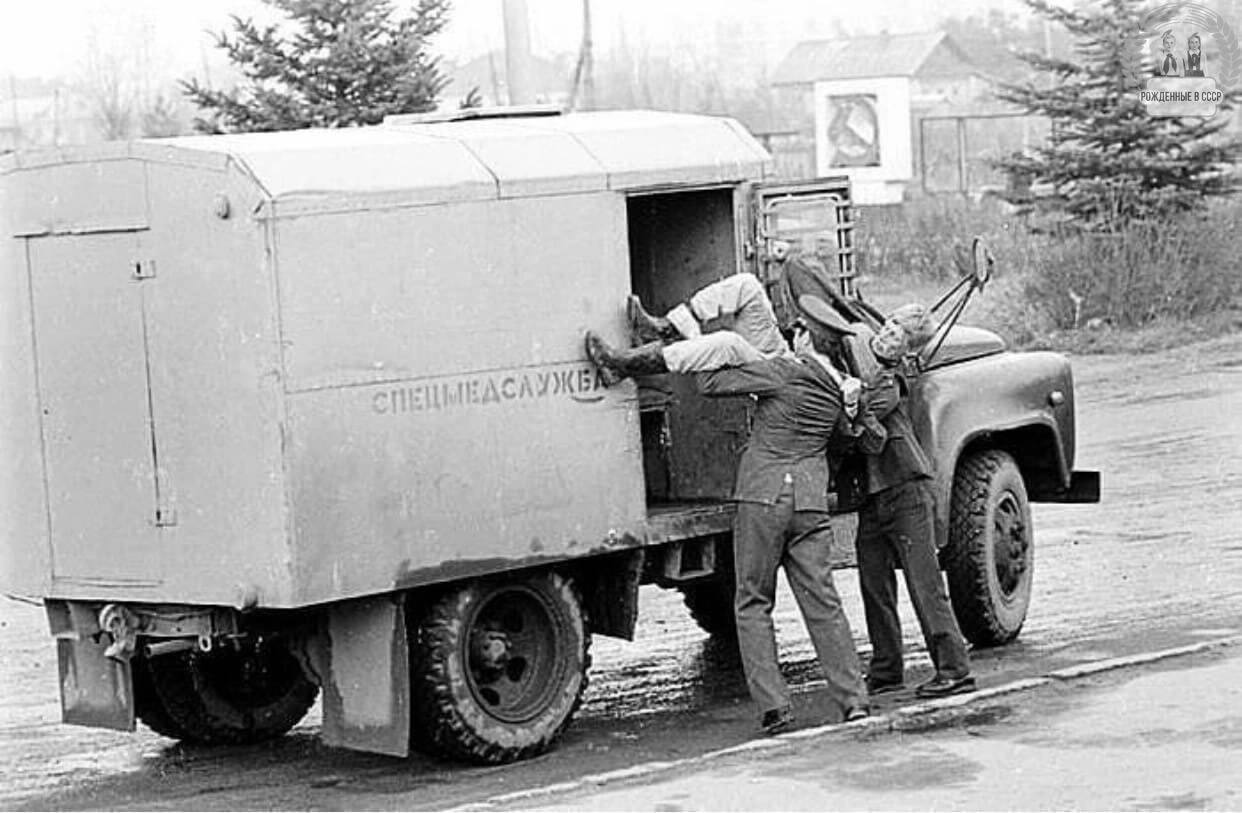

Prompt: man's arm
[
  {"left": 853, "top": 363, "right": 924, "bottom": 454},
  {"left": 860, "top": 368, "right": 902, "bottom": 421},
  {"left": 694, "top": 360, "right": 785, "bottom": 397},
  {"left": 849, "top": 367, "right": 911, "bottom": 455}
]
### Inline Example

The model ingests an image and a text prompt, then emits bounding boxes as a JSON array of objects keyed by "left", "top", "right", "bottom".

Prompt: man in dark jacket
[
  {"left": 585, "top": 295, "right": 869, "bottom": 734},
  {"left": 849, "top": 306, "right": 976, "bottom": 699}
]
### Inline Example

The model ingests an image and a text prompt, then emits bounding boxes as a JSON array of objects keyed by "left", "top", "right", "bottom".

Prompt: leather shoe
[
  {"left": 844, "top": 705, "right": 870, "bottom": 722},
  {"left": 915, "top": 674, "right": 977, "bottom": 699},
  {"left": 865, "top": 676, "right": 906, "bottom": 695},
  {"left": 626, "top": 295, "right": 681, "bottom": 344},
  {"left": 760, "top": 706, "right": 795, "bottom": 735}
]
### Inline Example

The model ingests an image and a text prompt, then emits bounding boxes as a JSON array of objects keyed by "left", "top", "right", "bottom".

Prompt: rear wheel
[
  {"left": 410, "top": 571, "right": 589, "bottom": 764},
  {"left": 133, "top": 649, "right": 193, "bottom": 741},
  {"left": 943, "top": 449, "right": 1034, "bottom": 647},
  {"left": 136, "top": 636, "right": 318, "bottom": 744}
]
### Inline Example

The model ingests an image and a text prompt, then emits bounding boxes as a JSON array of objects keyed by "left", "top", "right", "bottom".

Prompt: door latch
[{"left": 132, "top": 260, "right": 156, "bottom": 280}]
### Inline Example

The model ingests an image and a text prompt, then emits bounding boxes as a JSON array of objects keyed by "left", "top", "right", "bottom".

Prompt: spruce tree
[
  {"left": 182, "top": 0, "right": 451, "bottom": 133},
  {"left": 994, "top": 0, "right": 1240, "bottom": 228}
]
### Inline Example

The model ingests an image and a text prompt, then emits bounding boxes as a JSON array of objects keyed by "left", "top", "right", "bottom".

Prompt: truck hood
[{"left": 926, "top": 325, "right": 1007, "bottom": 369}]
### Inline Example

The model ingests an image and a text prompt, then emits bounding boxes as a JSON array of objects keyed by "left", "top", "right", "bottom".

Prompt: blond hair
[{"left": 888, "top": 303, "right": 938, "bottom": 352}]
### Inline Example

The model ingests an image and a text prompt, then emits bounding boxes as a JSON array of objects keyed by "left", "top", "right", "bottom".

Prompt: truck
[{"left": 0, "top": 108, "right": 1099, "bottom": 764}]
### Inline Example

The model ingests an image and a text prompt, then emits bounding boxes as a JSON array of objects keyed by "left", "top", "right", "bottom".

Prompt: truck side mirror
[
  {"left": 920, "top": 235, "right": 995, "bottom": 368},
  {"left": 971, "top": 237, "right": 995, "bottom": 289}
]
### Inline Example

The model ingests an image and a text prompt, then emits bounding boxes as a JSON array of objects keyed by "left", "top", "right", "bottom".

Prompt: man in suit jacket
[
  {"left": 847, "top": 306, "right": 976, "bottom": 700},
  {"left": 585, "top": 295, "right": 869, "bottom": 734}
]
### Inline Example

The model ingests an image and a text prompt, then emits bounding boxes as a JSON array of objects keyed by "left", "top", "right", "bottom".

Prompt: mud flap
[
  {"left": 47, "top": 602, "right": 135, "bottom": 731},
  {"left": 306, "top": 594, "right": 410, "bottom": 757},
  {"left": 579, "top": 549, "right": 644, "bottom": 640},
  {"left": 1029, "top": 469, "right": 1101, "bottom": 503}
]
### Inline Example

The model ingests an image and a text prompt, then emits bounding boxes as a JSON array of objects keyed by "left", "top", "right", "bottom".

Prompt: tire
[
  {"left": 132, "top": 649, "right": 193, "bottom": 740},
  {"left": 943, "top": 449, "right": 1034, "bottom": 648},
  {"left": 679, "top": 578, "right": 737, "bottom": 640},
  {"left": 136, "top": 636, "right": 318, "bottom": 745},
  {"left": 410, "top": 571, "right": 590, "bottom": 764}
]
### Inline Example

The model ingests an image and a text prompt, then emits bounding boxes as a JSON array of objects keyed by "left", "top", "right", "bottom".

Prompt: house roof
[{"left": 771, "top": 31, "right": 977, "bottom": 85}]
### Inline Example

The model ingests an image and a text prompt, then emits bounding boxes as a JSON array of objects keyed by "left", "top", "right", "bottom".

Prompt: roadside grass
[
  {"left": 854, "top": 196, "right": 1242, "bottom": 354},
  {"left": 1040, "top": 307, "right": 1242, "bottom": 354},
  {"left": 858, "top": 270, "right": 1242, "bottom": 354}
]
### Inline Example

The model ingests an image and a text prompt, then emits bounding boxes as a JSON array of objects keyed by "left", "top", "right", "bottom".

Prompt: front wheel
[
  {"left": 943, "top": 449, "right": 1034, "bottom": 647},
  {"left": 410, "top": 571, "right": 590, "bottom": 764}
]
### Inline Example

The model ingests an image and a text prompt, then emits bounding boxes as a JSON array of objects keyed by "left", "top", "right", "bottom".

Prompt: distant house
[{"left": 770, "top": 31, "right": 1001, "bottom": 203}]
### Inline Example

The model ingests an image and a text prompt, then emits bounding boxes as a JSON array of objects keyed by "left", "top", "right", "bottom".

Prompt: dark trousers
[
  {"left": 734, "top": 489, "right": 865, "bottom": 715},
  {"left": 856, "top": 479, "right": 970, "bottom": 683}
]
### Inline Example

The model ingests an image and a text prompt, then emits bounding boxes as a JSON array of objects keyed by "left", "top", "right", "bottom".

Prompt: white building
[{"left": 771, "top": 32, "right": 992, "bottom": 204}]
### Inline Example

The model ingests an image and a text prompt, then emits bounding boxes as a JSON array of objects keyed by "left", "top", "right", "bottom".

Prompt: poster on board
[{"left": 824, "top": 94, "right": 881, "bottom": 168}]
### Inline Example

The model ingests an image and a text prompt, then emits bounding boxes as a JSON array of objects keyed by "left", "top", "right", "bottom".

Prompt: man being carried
[{"left": 589, "top": 264, "right": 863, "bottom": 418}]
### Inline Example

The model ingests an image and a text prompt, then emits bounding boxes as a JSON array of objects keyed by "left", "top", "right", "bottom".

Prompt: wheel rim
[
  {"left": 464, "top": 585, "right": 567, "bottom": 724},
  {"left": 993, "top": 490, "right": 1029, "bottom": 600},
  {"left": 195, "top": 637, "right": 305, "bottom": 709}
]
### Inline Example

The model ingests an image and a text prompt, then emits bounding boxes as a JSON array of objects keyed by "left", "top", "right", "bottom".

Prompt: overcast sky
[{"left": 0, "top": 0, "right": 1023, "bottom": 80}]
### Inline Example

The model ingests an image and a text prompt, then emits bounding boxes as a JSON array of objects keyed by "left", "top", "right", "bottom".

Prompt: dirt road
[{"left": 3, "top": 332, "right": 1241, "bottom": 811}]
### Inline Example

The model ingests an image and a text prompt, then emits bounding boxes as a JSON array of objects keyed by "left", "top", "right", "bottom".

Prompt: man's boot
[
  {"left": 585, "top": 332, "right": 668, "bottom": 386},
  {"left": 626, "top": 295, "right": 682, "bottom": 344}
]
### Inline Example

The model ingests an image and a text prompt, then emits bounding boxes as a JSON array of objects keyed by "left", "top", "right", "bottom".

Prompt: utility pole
[
  {"left": 581, "top": 0, "right": 594, "bottom": 110},
  {"left": 569, "top": 0, "right": 595, "bottom": 110},
  {"left": 8, "top": 75, "right": 19, "bottom": 149},
  {"left": 502, "top": 0, "right": 534, "bottom": 105}
]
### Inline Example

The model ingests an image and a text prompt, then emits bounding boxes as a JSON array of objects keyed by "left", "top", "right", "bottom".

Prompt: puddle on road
[
  {"left": 1187, "top": 628, "right": 1242, "bottom": 637},
  {"left": 1129, "top": 791, "right": 1215, "bottom": 811},
  {"left": 1115, "top": 432, "right": 1207, "bottom": 455},
  {"left": 891, "top": 705, "right": 1014, "bottom": 734},
  {"left": 1120, "top": 387, "right": 1221, "bottom": 406}
]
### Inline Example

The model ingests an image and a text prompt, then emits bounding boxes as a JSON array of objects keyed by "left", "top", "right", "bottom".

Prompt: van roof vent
[{"left": 383, "top": 104, "right": 564, "bottom": 126}]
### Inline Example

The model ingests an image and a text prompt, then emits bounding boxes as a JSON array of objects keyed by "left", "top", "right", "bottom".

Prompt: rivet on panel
[{"left": 235, "top": 582, "right": 260, "bottom": 610}]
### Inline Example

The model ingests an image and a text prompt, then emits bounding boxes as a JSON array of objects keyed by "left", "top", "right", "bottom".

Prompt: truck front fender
[{"left": 910, "top": 351, "right": 1078, "bottom": 549}]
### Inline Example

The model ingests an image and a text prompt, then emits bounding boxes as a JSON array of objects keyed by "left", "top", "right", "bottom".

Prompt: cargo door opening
[{"left": 625, "top": 188, "right": 749, "bottom": 533}]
